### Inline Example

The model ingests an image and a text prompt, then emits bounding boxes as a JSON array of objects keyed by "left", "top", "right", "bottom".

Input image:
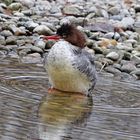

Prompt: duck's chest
[{"left": 47, "top": 43, "right": 75, "bottom": 71}]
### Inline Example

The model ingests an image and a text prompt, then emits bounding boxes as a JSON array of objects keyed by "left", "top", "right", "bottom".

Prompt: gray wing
[{"left": 72, "top": 49, "right": 97, "bottom": 92}]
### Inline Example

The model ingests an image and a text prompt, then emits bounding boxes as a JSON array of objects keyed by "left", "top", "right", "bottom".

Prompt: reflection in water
[
  {"left": 0, "top": 58, "right": 140, "bottom": 140},
  {"left": 38, "top": 92, "right": 93, "bottom": 140}
]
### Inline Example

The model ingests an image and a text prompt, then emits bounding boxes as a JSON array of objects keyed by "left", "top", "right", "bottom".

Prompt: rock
[
  {"left": 22, "top": 9, "right": 33, "bottom": 16},
  {"left": 132, "top": 50, "right": 140, "bottom": 57},
  {"left": 93, "top": 46, "right": 104, "bottom": 54},
  {"left": 0, "top": 30, "right": 13, "bottom": 37},
  {"left": 130, "top": 69, "right": 140, "bottom": 77},
  {"left": 116, "top": 43, "right": 133, "bottom": 51},
  {"left": 0, "top": 35, "right": 6, "bottom": 45},
  {"left": 86, "top": 39, "right": 95, "bottom": 48},
  {"left": 113, "top": 63, "right": 121, "bottom": 70},
  {"left": 20, "top": 53, "right": 42, "bottom": 64},
  {"left": 17, "top": 47, "right": 31, "bottom": 56},
  {"left": 104, "top": 32, "right": 120, "bottom": 40},
  {"left": 33, "top": 25, "right": 53, "bottom": 35},
  {"left": 121, "top": 63, "right": 137, "bottom": 73},
  {"left": 120, "top": 17, "right": 135, "bottom": 28},
  {"left": 17, "top": 0, "right": 35, "bottom": 8},
  {"left": 34, "top": 39, "right": 46, "bottom": 49},
  {"left": 45, "top": 40, "right": 56, "bottom": 49},
  {"left": 35, "top": 0, "right": 51, "bottom": 11},
  {"left": 98, "top": 39, "right": 117, "bottom": 48},
  {"left": 13, "top": 11, "right": 24, "bottom": 17},
  {"left": 8, "top": 2, "right": 22, "bottom": 11},
  {"left": 60, "top": 16, "right": 77, "bottom": 25},
  {"left": 85, "top": 22, "right": 114, "bottom": 33},
  {"left": 123, "top": 52, "right": 132, "bottom": 60},
  {"left": 97, "top": 57, "right": 114, "bottom": 66},
  {"left": 106, "top": 51, "right": 120, "bottom": 61},
  {"left": 108, "top": 6, "right": 120, "bottom": 15},
  {"left": 124, "top": 39, "right": 137, "bottom": 46},
  {"left": 94, "top": 61, "right": 102, "bottom": 70},
  {"left": 96, "top": 9, "right": 109, "bottom": 18},
  {"left": 62, "top": 5, "right": 81, "bottom": 16},
  {"left": 104, "top": 66, "right": 121, "bottom": 75},
  {"left": 134, "top": 5, "right": 140, "bottom": 13},
  {"left": 30, "top": 46, "right": 43, "bottom": 53},
  {"left": 120, "top": 72, "right": 135, "bottom": 81},
  {"left": 1, "top": 0, "right": 13, "bottom": 5},
  {"left": 134, "top": 21, "right": 140, "bottom": 34},
  {"left": 24, "top": 21, "right": 39, "bottom": 31},
  {"left": 9, "top": 24, "right": 26, "bottom": 35},
  {"left": 131, "top": 55, "right": 140, "bottom": 65},
  {"left": 6, "top": 36, "right": 17, "bottom": 45}
]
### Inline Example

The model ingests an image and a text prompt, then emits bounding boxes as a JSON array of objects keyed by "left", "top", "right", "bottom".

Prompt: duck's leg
[
  {"left": 47, "top": 87, "right": 60, "bottom": 94},
  {"left": 47, "top": 87, "right": 86, "bottom": 98}
]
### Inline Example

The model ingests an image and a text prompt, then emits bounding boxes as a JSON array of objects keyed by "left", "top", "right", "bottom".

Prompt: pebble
[
  {"left": 24, "top": 21, "right": 39, "bottom": 31},
  {"left": 8, "top": 2, "right": 22, "bottom": 11},
  {"left": 0, "top": 35, "right": 6, "bottom": 45},
  {"left": 6, "top": 36, "right": 17, "bottom": 45},
  {"left": 0, "top": 30, "right": 13, "bottom": 37},
  {"left": 62, "top": 5, "right": 81, "bottom": 16},
  {"left": 104, "top": 66, "right": 122, "bottom": 75},
  {"left": 121, "top": 63, "right": 137, "bottom": 73},
  {"left": 106, "top": 51, "right": 120, "bottom": 61},
  {"left": 33, "top": 25, "right": 53, "bottom": 35}
]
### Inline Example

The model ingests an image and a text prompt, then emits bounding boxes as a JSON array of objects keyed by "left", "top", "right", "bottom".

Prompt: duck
[{"left": 43, "top": 24, "right": 97, "bottom": 96}]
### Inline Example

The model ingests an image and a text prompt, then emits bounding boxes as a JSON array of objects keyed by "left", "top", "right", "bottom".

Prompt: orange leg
[
  {"left": 47, "top": 87, "right": 59, "bottom": 94},
  {"left": 47, "top": 87, "right": 86, "bottom": 98}
]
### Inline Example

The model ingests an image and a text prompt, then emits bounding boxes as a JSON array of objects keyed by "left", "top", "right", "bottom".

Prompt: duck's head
[{"left": 43, "top": 24, "right": 86, "bottom": 48}]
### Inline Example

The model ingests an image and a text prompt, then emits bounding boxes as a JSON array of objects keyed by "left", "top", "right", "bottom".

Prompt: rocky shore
[{"left": 0, "top": 0, "right": 140, "bottom": 80}]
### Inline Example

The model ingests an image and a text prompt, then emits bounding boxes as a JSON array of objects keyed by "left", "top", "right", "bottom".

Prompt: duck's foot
[
  {"left": 47, "top": 87, "right": 86, "bottom": 98},
  {"left": 47, "top": 87, "right": 60, "bottom": 94}
]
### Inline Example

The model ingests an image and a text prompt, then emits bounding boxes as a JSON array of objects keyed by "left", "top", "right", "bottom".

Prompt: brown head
[
  {"left": 57, "top": 24, "right": 86, "bottom": 48},
  {"left": 42, "top": 24, "right": 86, "bottom": 48}
]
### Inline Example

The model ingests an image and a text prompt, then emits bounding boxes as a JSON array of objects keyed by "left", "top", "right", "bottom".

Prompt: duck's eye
[{"left": 62, "top": 34, "right": 67, "bottom": 38}]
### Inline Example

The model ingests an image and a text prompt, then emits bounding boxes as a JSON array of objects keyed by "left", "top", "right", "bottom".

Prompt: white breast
[{"left": 44, "top": 40, "right": 90, "bottom": 95}]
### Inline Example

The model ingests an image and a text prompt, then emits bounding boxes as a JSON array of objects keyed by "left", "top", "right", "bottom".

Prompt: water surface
[{"left": 0, "top": 57, "right": 140, "bottom": 140}]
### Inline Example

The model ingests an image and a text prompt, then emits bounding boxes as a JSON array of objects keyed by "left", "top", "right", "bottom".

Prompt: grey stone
[
  {"left": 30, "top": 46, "right": 43, "bottom": 53},
  {"left": 121, "top": 63, "right": 137, "bottom": 73},
  {"left": 20, "top": 53, "right": 42, "bottom": 64},
  {"left": 131, "top": 69, "right": 140, "bottom": 76},
  {"left": 106, "top": 51, "right": 120, "bottom": 61},
  {"left": 0, "top": 35, "right": 6, "bottom": 45},
  {"left": 25, "top": 21, "right": 39, "bottom": 31},
  {"left": 8, "top": 2, "right": 22, "bottom": 11},
  {"left": 120, "top": 17, "right": 135, "bottom": 28},
  {"left": 104, "top": 32, "right": 120, "bottom": 40},
  {"left": 34, "top": 39, "right": 46, "bottom": 49},
  {"left": 108, "top": 6, "right": 120, "bottom": 15},
  {"left": 9, "top": 24, "right": 26, "bottom": 36},
  {"left": 132, "top": 50, "right": 140, "bottom": 57},
  {"left": 116, "top": 43, "right": 133, "bottom": 51},
  {"left": 94, "top": 46, "right": 104, "bottom": 54},
  {"left": 33, "top": 25, "right": 53, "bottom": 35},
  {"left": 13, "top": 12, "right": 24, "bottom": 17},
  {"left": 123, "top": 52, "right": 132, "bottom": 60},
  {"left": 6, "top": 36, "right": 17, "bottom": 45},
  {"left": 104, "top": 66, "right": 121, "bottom": 75},
  {"left": 45, "top": 40, "right": 56, "bottom": 49},
  {"left": 62, "top": 5, "right": 81, "bottom": 16},
  {"left": 0, "top": 30, "right": 13, "bottom": 37}
]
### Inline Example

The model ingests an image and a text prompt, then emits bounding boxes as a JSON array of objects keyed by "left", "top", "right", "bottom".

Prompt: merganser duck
[{"left": 43, "top": 24, "right": 97, "bottom": 96}]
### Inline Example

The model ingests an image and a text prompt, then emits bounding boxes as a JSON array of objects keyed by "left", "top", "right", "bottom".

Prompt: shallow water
[{"left": 0, "top": 57, "right": 140, "bottom": 140}]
